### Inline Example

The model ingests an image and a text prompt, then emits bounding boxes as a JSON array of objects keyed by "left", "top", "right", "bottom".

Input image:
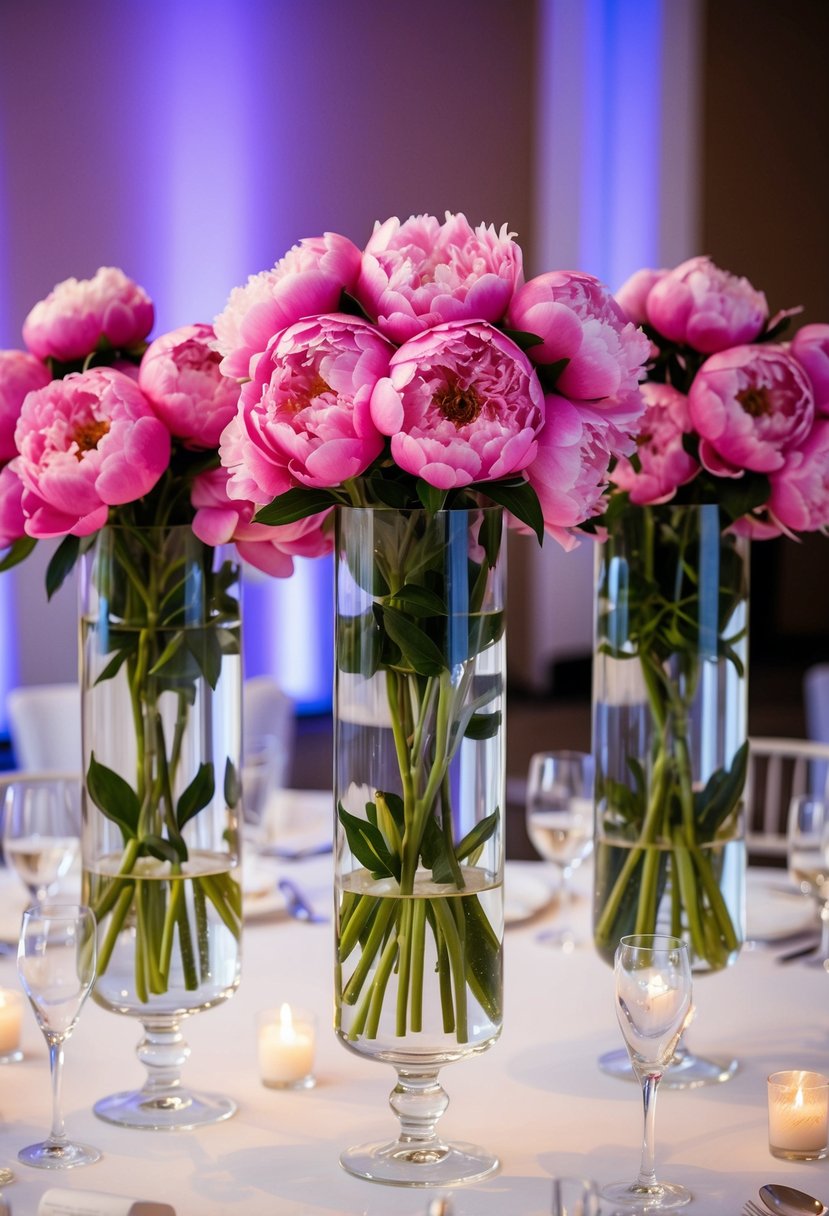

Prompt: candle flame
[
  {"left": 279, "top": 1003, "right": 294, "bottom": 1035},
  {"left": 795, "top": 1086, "right": 804, "bottom": 1110}
]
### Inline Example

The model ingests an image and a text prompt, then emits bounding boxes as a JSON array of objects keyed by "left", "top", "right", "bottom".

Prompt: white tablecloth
[{"left": 0, "top": 808, "right": 827, "bottom": 1215}]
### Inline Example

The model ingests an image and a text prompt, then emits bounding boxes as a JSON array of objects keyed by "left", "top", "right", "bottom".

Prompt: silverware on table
[
  {"left": 278, "top": 878, "right": 328, "bottom": 923},
  {"left": 776, "top": 937, "right": 823, "bottom": 964},
  {"left": 259, "top": 840, "right": 333, "bottom": 861},
  {"left": 760, "top": 1182, "right": 829, "bottom": 1215},
  {"left": 744, "top": 1202, "right": 768, "bottom": 1216}
]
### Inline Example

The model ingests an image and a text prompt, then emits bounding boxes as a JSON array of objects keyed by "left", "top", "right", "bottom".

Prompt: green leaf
[
  {"left": 416, "top": 479, "right": 448, "bottom": 513},
  {"left": 534, "top": 357, "right": 570, "bottom": 393},
  {"left": 176, "top": 763, "right": 216, "bottom": 831},
  {"left": 498, "top": 326, "right": 544, "bottom": 351},
  {"left": 463, "top": 711, "right": 502, "bottom": 741},
  {"left": 254, "top": 487, "right": 340, "bottom": 526},
  {"left": 471, "top": 477, "right": 544, "bottom": 545},
  {"left": 337, "top": 803, "right": 400, "bottom": 879},
  {"left": 377, "top": 604, "right": 447, "bottom": 676},
  {"left": 185, "top": 627, "right": 223, "bottom": 689},
  {"left": 142, "top": 834, "right": 184, "bottom": 865},
  {"left": 387, "top": 583, "right": 447, "bottom": 617},
  {"left": 224, "top": 758, "right": 241, "bottom": 810},
  {"left": 455, "top": 810, "right": 499, "bottom": 862},
  {"left": 86, "top": 753, "right": 140, "bottom": 840},
  {"left": 46, "top": 534, "right": 81, "bottom": 599},
  {"left": 0, "top": 535, "right": 37, "bottom": 573}
]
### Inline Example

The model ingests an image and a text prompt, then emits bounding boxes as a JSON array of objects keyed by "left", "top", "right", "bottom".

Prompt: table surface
[{"left": 0, "top": 794, "right": 828, "bottom": 1216}]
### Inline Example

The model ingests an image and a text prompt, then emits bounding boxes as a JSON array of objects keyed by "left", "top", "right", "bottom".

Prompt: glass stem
[
  {"left": 559, "top": 865, "right": 573, "bottom": 926},
  {"left": 48, "top": 1036, "right": 67, "bottom": 1145},
  {"left": 636, "top": 1071, "right": 660, "bottom": 1189},
  {"left": 820, "top": 902, "right": 829, "bottom": 961}
]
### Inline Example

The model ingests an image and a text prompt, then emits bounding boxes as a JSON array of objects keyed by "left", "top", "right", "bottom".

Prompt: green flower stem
[
  {"left": 395, "top": 900, "right": 413, "bottom": 1036},
  {"left": 338, "top": 890, "right": 377, "bottom": 961},
  {"left": 174, "top": 888, "right": 198, "bottom": 991},
  {"left": 158, "top": 873, "right": 184, "bottom": 982},
  {"left": 342, "top": 899, "right": 398, "bottom": 1005},
  {"left": 364, "top": 926, "right": 400, "bottom": 1040},
  {"left": 431, "top": 896, "right": 468, "bottom": 1043},
  {"left": 410, "top": 898, "right": 426, "bottom": 1033},
  {"left": 96, "top": 881, "right": 135, "bottom": 975}
]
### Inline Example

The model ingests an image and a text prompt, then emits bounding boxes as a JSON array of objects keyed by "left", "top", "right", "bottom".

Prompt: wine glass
[
  {"left": 17, "top": 902, "right": 100, "bottom": 1168},
  {"left": 787, "top": 794, "right": 829, "bottom": 966},
  {"left": 603, "top": 933, "right": 693, "bottom": 1210},
  {"left": 526, "top": 750, "right": 594, "bottom": 948},
  {"left": 2, "top": 777, "right": 80, "bottom": 904}
]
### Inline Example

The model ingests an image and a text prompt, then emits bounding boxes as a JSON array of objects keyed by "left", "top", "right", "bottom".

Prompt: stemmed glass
[
  {"left": 17, "top": 903, "right": 100, "bottom": 1169},
  {"left": 603, "top": 933, "right": 693, "bottom": 1210},
  {"left": 525, "top": 751, "right": 594, "bottom": 948},
  {"left": 787, "top": 795, "right": 829, "bottom": 966},
  {"left": 2, "top": 778, "right": 80, "bottom": 904}
]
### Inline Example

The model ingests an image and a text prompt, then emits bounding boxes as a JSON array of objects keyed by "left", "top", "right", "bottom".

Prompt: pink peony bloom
[
  {"left": 646, "top": 256, "right": 768, "bottom": 354},
  {"left": 0, "top": 350, "right": 50, "bottom": 462},
  {"left": 355, "top": 212, "right": 522, "bottom": 344},
  {"left": 214, "top": 234, "right": 362, "bottom": 380},
  {"left": 191, "top": 467, "right": 332, "bottom": 576},
  {"left": 22, "top": 267, "right": 154, "bottom": 362},
  {"left": 370, "top": 321, "right": 544, "bottom": 490},
  {"left": 611, "top": 383, "right": 699, "bottom": 505},
  {"left": 791, "top": 323, "right": 829, "bottom": 416},
  {"left": 0, "top": 461, "right": 26, "bottom": 548},
  {"left": 221, "top": 314, "right": 391, "bottom": 503},
  {"left": 507, "top": 270, "right": 649, "bottom": 440},
  {"left": 138, "top": 323, "right": 240, "bottom": 449},
  {"left": 523, "top": 395, "right": 617, "bottom": 547},
  {"left": 688, "top": 344, "right": 814, "bottom": 476},
  {"left": 14, "top": 368, "right": 170, "bottom": 537},
  {"left": 765, "top": 420, "right": 829, "bottom": 534},
  {"left": 614, "top": 267, "right": 667, "bottom": 325}
]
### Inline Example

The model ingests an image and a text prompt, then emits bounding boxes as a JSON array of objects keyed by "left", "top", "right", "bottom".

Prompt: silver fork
[{"left": 743, "top": 1201, "right": 767, "bottom": 1216}]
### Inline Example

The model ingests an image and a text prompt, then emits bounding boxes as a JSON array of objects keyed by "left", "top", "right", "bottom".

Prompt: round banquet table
[{"left": 0, "top": 793, "right": 827, "bottom": 1215}]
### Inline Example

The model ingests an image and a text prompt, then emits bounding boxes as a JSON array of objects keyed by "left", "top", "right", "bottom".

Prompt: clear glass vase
[
  {"left": 80, "top": 525, "right": 243, "bottom": 1129},
  {"left": 592, "top": 503, "right": 747, "bottom": 1088},
  {"left": 334, "top": 506, "right": 505, "bottom": 1186}
]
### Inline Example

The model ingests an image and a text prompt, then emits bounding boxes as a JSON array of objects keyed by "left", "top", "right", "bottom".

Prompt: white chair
[
  {"left": 242, "top": 675, "right": 295, "bottom": 790},
  {"left": 6, "top": 683, "right": 82, "bottom": 772},
  {"left": 745, "top": 735, "right": 829, "bottom": 860}
]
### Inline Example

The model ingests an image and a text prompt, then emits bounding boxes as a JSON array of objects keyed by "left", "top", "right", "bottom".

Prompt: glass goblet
[
  {"left": 2, "top": 777, "right": 80, "bottom": 904},
  {"left": 603, "top": 933, "right": 693, "bottom": 1210},
  {"left": 525, "top": 750, "right": 594, "bottom": 949},
  {"left": 17, "top": 902, "right": 100, "bottom": 1169},
  {"left": 787, "top": 794, "right": 829, "bottom": 966}
]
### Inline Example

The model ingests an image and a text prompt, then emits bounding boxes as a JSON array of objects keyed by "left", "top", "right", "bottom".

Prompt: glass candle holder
[
  {"left": 768, "top": 1070, "right": 829, "bottom": 1160},
  {"left": 0, "top": 988, "right": 23, "bottom": 1064},
  {"left": 257, "top": 1004, "right": 316, "bottom": 1090}
]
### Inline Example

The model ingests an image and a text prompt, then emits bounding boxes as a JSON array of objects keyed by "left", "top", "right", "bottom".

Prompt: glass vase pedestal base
[
  {"left": 602, "top": 1178, "right": 691, "bottom": 1210},
  {"left": 340, "top": 1140, "right": 499, "bottom": 1188},
  {"left": 94, "top": 1087, "right": 236, "bottom": 1131},
  {"left": 599, "top": 1044, "right": 738, "bottom": 1089}
]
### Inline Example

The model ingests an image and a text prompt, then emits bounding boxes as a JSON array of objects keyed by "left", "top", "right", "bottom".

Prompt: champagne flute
[
  {"left": 2, "top": 778, "right": 80, "bottom": 903},
  {"left": 787, "top": 795, "right": 829, "bottom": 966},
  {"left": 603, "top": 933, "right": 693, "bottom": 1210},
  {"left": 525, "top": 750, "right": 594, "bottom": 948},
  {"left": 17, "top": 903, "right": 100, "bottom": 1169}
]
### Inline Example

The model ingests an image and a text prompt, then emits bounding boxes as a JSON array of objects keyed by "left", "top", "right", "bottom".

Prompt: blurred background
[{"left": 1, "top": 0, "right": 827, "bottom": 801}]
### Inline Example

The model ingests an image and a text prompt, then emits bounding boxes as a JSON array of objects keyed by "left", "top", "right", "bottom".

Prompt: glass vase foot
[
  {"left": 340, "top": 1139, "right": 499, "bottom": 1187},
  {"left": 18, "top": 1139, "right": 101, "bottom": 1170},
  {"left": 93, "top": 1086, "right": 236, "bottom": 1130},
  {"left": 603, "top": 1178, "right": 691, "bottom": 1210},
  {"left": 598, "top": 1044, "right": 738, "bottom": 1089}
]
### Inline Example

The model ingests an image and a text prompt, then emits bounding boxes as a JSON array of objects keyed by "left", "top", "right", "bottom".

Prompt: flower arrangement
[
  {"left": 593, "top": 255, "right": 829, "bottom": 970},
  {"left": 211, "top": 211, "right": 650, "bottom": 1044}
]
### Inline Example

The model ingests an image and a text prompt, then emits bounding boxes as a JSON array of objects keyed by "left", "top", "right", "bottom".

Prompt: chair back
[
  {"left": 6, "top": 683, "right": 82, "bottom": 772},
  {"left": 242, "top": 675, "right": 295, "bottom": 790},
  {"left": 746, "top": 735, "right": 829, "bottom": 860}
]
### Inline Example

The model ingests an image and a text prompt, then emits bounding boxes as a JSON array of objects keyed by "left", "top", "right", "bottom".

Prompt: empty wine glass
[
  {"left": 526, "top": 750, "right": 594, "bottom": 948},
  {"left": 787, "top": 795, "right": 829, "bottom": 966},
  {"left": 603, "top": 933, "right": 693, "bottom": 1210},
  {"left": 551, "top": 1176, "right": 601, "bottom": 1215},
  {"left": 2, "top": 778, "right": 80, "bottom": 904},
  {"left": 17, "top": 902, "right": 100, "bottom": 1169}
]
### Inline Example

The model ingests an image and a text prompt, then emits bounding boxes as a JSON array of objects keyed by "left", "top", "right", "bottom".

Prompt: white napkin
[{"left": 37, "top": 1190, "right": 174, "bottom": 1216}]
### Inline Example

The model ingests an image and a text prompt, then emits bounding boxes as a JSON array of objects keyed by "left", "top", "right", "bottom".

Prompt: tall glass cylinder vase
[
  {"left": 592, "top": 503, "right": 748, "bottom": 1087},
  {"left": 80, "top": 525, "right": 243, "bottom": 1129},
  {"left": 334, "top": 506, "right": 505, "bottom": 1186}
]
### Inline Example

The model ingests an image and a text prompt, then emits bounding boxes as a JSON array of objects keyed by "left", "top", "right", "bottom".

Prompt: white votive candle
[
  {"left": 768, "top": 1070, "right": 829, "bottom": 1160},
  {"left": 257, "top": 1004, "right": 316, "bottom": 1089},
  {"left": 0, "top": 988, "right": 23, "bottom": 1063}
]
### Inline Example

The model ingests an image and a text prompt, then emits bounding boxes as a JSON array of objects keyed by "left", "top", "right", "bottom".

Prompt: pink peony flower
[
  {"left": 523, "top": 395, "right": 615, "bottom": 547},
  {"left": 22, "top": 267, "right": 154, "bottom": 363},
  {"left": 611, "top": 383, "right": 699, "bottom": 505},
  {"left": 355, "top": 212, "right": 522, "bottom": 344},
  {"left": 688, "top": 344, "right": 814, "bottom": 476},
  {"left": 765, "top": 420, "right": 829, "bottom": 533},
  {"left": 214, "top": 234, "right": 362, "bottom": 380},
  {"left": 0, "top": 461, "right": 26, "bottom": 548},
  {"left": 507, "top": 270, "right": 649, "bottom": 441},
  {"left": 14, "top": 368, "right": 170, "bottom": 537},
  {"left": 221, "top": 314, "right": 391, "bottom": 503},
  {"left": 370, "top": 321, "right": 544, "bottom": 490},
  {"left": 191, "top": 466, "right": 332, "bottom": 576},
  {"left": 0, "top": 350, "right": 50, "bottom": 462},
  {"left": 791, "top": 324, "right": 829, "bottom": 416},
  {"left": 614, "top": 267, "right": 667, "bottom": 325},
  {"left": 138, "top": 323, "right": 240, "bottom": 449},
  {"left": 646, "top": 256, "right": 768, "bottom": 354}
]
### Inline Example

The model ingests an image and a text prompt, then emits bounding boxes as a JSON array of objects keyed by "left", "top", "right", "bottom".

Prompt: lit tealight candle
[
  {"left": 257, "top": 1004, "right": 316, "bottom": 1090},
  {"left": 768, "top": 1070, "right": 829, "bottom": 1160},
  {"left": 0, "top": 987, "right": 23, "bottom": 1064}
]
